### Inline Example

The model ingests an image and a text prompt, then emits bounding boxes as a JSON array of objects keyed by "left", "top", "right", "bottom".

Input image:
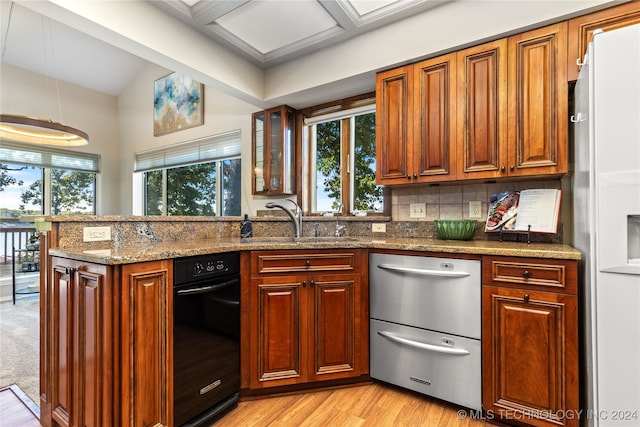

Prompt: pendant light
[{"left": 0, "top": 3, "right": 89, "bottom": 147}]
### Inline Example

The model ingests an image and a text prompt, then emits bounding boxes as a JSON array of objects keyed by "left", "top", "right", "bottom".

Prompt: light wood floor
[
  {"left": 216, "top": 382, "right": 495, "bottom": 426},
  {"left": 0, "top": 385, "right": 40, "bottom": 427}
]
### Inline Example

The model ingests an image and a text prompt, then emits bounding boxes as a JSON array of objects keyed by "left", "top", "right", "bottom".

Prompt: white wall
[
  {"left": 0, "top": 63, "right": 121, "bottom": 214},
  {"left": 116, "top": 62, "right": 263, "bottom": 215}
]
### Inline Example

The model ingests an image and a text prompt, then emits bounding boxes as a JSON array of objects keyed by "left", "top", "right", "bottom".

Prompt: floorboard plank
[{"left": 216, "top": 382, "right": 495, "bottom": 426}]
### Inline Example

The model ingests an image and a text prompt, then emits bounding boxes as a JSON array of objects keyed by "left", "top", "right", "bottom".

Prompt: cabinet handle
[
  {"left": 500, "top": 166, "right": 505, "bottom": 172},
  {"left": 524, "top": 294, "right": 530, "bottom": 303},
  {"left": 310, "top": 280, "right": 315, "bottom": 287},
  {"left": 510, "top": 165, "right": 515, "bottom": 171},
  {"left": 303, "top": 281, "right": 307, "bottom": 288},
  {"left": 65, "top": 266, "right": 75, "bottom": 275},
  {"left": 523, "top": 270, "right": 530, "bottom": 279}
]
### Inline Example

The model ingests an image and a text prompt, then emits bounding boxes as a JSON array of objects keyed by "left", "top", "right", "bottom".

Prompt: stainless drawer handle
[
  {"left": 377, "top": 264, "right": 470, "bottom": 278},
  {"left": 377, "top": 331, "right": 470, "bottom": 356}
]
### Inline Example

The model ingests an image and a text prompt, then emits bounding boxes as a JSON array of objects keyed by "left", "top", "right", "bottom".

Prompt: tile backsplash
[{"left": 391, "top": 179, "right": 566, "bottom": 222}]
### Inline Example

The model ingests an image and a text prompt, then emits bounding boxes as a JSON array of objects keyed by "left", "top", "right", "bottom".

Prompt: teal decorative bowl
[{"left": 434, "top": 219, "right": 477, "bottom": 240}]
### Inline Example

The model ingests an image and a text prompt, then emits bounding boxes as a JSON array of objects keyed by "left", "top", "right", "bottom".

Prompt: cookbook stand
[{"left": 498, "top": 225, "right": 532, "bottom": 244}]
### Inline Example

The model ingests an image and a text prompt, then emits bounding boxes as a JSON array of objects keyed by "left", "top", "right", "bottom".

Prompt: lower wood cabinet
[
  {"left": 41, "top": 257, "right": 172, "bottom": 427},
  {"left": 482, "top": 256, "right": 578, "bottom": 427},
  {"left": 243, "top": 250, "right": 369, "bottom": 391}
]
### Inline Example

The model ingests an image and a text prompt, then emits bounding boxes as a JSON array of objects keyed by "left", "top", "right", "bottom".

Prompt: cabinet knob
[
  {"left": 413, "top": 173, "right": 417, "bottom": 179},
  {"left": 524, "top": 294, "right": 530, "bottom": 303},
  {"left": 500, "top": 166, "right": 506, "bottom": 172},
  {"left": 510, "top": 165, "right": 515, "bottom": 171},
  {"left": 310, "top": 280, "right": 315, "bottom": 287},
  {"left": 303, "top": 281, "right": 307, "bottom": 288},
  {"left": 407, "top": 175, "right": 411, "bottom": 180},
  {"left": 523, "top": 270, "right": 530, "bottom": 279},
  {"left": 306, "top": 260, "right": 311, "bottom": 267}
]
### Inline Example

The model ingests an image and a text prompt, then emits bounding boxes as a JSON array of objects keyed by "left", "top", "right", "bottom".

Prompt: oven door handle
[
  {"left": 377, "top": 264, "right": 470, "bottom": 278},
  {"left": 176, "top": 277, "right": 239, "bottom": 296},
  {"left": 377, "top": 331, "right": 470, "bottom": 355}
]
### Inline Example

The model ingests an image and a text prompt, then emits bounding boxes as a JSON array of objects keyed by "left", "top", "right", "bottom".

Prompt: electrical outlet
[
  {"left": 83, "top": 226, "right": 111, "bottom": 242},
  {"left": 469, "top": 201, "right": 482, "bottom": 219},
  {"left": 409, "top": 203, "right": 426, "bottom": 218},
  {"left": 372, "top": 223, "right": 386, "bottom": 233}
]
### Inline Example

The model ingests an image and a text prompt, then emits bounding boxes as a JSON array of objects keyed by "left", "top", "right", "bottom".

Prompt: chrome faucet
[
  {"left": 334, "top": 202, "right": 345, "bottom": 238},
  {"left": 265, "top": 198, "right": 303, "bottom": 238}
]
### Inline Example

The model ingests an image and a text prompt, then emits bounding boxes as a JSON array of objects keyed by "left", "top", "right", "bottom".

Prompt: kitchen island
[{"left": 39, "top": 216, "right": 580, "bottom": 427}]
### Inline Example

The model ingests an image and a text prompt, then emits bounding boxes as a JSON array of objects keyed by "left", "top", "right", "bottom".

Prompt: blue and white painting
[{"left": 153, "top": 73, "right": 204, "bottom": 136}]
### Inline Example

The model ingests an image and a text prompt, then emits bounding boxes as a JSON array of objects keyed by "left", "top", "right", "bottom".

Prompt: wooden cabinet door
[
  {"left": 76, "top": 268, "right": 111, "bottom": 427},
  {"left": 376, "top": 65, "right": 413, "bottom": 184},
  {"left": 49, "top": 259, "right": 111, "bottom": 427},
  {"left": 250, "top": 275, "right": 307, "bottom": 388},
  {"left": 308, "top": 273, "right": 361, "bottom": 381},
  {"left": 456, "top": 39, "right": 508, "bottom": 180},
  {"left": 120, "top": 261, "right": 173, "bottom": 427},
  {"left": 413, "top": 53, "right": 457, "bottom": 182},
  {"left": 50, "top": 263, "right": 75, "bottom": 427},
  {"left": 482, "top": 286, "right": 579, "bottom": 427},
  {"left": 507, "top": 23, "right": 568, "bottom": 177},
  {"left": 568, "top": 2, "right": 640, "bottom": 81}
]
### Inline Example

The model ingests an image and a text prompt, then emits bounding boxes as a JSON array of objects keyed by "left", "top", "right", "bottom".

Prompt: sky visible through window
[{"left": 1, "top": 165, "right": 41, "bottom": 214}]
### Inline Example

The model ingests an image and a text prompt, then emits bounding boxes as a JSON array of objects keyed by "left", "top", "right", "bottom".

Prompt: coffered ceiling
[{"left": 151, "top": 0, "right": 450, "bottom": 68}]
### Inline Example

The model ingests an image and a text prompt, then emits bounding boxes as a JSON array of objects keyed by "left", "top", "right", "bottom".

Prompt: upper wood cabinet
[
  {"left": 568, "top": 2, "right": 640, "bottom": 81},
  {"left": 252, "top": 105, "right": 296, "bottom": 195},
  {"left": 458, "top": 23, "right": 568, "bottom": 180},
  {"left": 507, "top": 22, "right": 568, "bottom": 178},
  {"left": 456, "top": 39, "right": 508, "bottom": 180},
  {"left": 376, "top": 54, "right": 457, "bottom": 185},
  {"left": 378, "top": 22, "right": 568, "bottom": 185}
]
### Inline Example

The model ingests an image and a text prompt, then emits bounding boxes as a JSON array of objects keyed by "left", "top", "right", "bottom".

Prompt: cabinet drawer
[
  {"left": 252, "top": 251, "right": 358, "bottom": 275},
  {"left": 482, "top": 256, "right": 577, "bottom": 295}
]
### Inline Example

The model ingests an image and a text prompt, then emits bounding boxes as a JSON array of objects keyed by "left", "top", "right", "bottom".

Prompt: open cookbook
[{"left": 485, "top": 189, "right": 562, "bottom": 233}]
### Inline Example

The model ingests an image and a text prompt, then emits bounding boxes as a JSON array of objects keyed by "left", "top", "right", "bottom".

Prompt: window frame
[
  {"left": 0, "top": 142, "right": 99, "bottom": 215},
  {"left": 141, "top": 156, "right": 241, "bottom": 217},
  {"left": 299, "top": 92, "right": 389, "bottom": 216}
]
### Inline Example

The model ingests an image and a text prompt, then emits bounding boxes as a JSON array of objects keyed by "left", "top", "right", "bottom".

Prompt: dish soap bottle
[{"left": 240, "top": 214, "right": 253, "bottom": 238}]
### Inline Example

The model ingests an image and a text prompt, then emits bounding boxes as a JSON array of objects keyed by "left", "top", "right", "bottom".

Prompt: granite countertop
[{"left": 48, "top": 236, "right": 581, "bottom": 265}]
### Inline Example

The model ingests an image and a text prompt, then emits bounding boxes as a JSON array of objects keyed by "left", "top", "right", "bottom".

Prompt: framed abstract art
[{"left": 154, "top": 73, "right": 204, "bottom": 136}]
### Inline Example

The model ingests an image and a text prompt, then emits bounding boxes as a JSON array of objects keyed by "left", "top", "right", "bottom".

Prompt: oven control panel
[{"left": 174, "top": 252, "right": 240, "bottom": 285}]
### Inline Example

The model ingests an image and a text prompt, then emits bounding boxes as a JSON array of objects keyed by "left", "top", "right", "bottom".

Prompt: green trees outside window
[
  {"left": 143, "top": 158, "right": 241, "bottom": 217},
  {"left": 311, "top": 111, "right": 382, "bottom": 214}
]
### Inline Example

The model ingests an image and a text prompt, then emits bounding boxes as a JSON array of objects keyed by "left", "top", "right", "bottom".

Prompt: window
[
  {"left": 135, "top": 131, "right": 241, "bottom": 216},
  {"left": 303, "top": 98, "right": 383, "bottom": 215},
  {"left": 0, "top": 142, "right": 99, "bottom": 217}
]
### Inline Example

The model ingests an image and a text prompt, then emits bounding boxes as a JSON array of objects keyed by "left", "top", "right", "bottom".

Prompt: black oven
[{"left": 173, "top": 252, "right": 240, "bottom": 426}]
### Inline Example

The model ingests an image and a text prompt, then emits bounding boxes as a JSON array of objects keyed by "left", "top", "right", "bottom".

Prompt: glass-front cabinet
[{"left": 252, "top": 105, "right": 296, "bottom": 195}]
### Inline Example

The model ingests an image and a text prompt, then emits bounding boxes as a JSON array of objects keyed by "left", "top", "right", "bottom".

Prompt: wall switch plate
[
  {"left": 83, "top": 226, "right": 111, "bottom": 242},
  {"left": 372, "top": 223, "right": 386, "bottom": 233},
  {"left": 409, "top": 203, "right": 426, "bottom": 218},
  {"left": 469, "top": 201, "right": 482, "bottom": 219}
]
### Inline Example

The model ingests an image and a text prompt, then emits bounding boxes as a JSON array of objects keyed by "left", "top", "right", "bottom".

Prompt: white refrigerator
[{"left": 573, "top": 24, "right": 640, "bottom": 426}]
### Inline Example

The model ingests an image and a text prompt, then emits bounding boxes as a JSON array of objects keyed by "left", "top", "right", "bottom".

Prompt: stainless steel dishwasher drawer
[
  {"left": 370, "top": 318, "right": 481, "bottom": 410},
  {"left": 369, "top": 253, "right": 481, "bottom": 339}
]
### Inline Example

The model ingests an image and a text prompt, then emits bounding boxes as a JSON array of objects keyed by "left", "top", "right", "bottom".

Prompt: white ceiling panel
[{"left": 215, "top": 0, "right": 338, "bottom": 54}]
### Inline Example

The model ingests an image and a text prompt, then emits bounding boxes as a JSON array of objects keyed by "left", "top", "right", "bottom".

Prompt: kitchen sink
[{"left": 240, "top": 236, "right": 361, "bottom": 245}]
